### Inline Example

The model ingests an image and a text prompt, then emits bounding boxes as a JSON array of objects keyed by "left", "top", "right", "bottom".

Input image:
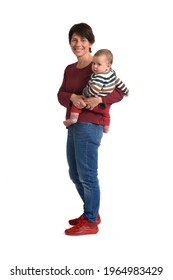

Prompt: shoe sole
[{"left": 65, "top": 230, "right": 99, "bottom": 236}]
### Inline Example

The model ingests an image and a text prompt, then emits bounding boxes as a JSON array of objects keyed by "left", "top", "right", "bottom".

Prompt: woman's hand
[
  {"left": 70, "top": 94, "right": 86, "bottom": 109},
  {"left": 84, "top": 96, "right": 102, "bottom": 110}
]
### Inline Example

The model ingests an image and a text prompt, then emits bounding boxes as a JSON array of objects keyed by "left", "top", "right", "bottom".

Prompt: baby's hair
[{"left": 94, "top": 49, "right": 113, "bottom": 64}]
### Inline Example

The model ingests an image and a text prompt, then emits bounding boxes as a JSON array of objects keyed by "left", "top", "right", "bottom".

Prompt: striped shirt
[{"left": 83, "top": 69, "right": 129, "bottom": 97}]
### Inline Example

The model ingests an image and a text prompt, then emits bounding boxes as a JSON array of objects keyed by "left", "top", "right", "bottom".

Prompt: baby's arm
[
  {"left": 115, "top": 76, "right": 129, "bottom": 96},
  {"left": 83, "top": 75, "right": 104, "bottom": 97}
]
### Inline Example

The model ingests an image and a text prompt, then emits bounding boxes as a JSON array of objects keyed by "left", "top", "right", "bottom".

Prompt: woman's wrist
[
  {"left": 70, "top": 93, "right": 76, "bottom": 102},
  {"left": 97, "top": 96, "right": 103, "bottom": 104}
]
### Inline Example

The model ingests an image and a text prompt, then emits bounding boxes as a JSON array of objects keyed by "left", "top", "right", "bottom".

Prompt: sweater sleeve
[
  {"left": 101, "top": 87, "right": 124, "bottom": 108},
  {"left": 115, "top": 76, "right": 129, "bottom": 95},
  {"left": 57, "top": 69, "right": 72, "bottom": 109},
  {"left": 83, "top": 75, "right": 104, "bottom": 97}
]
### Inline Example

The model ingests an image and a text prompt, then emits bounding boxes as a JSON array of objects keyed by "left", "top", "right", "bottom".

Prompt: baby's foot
[
  {"left": 103, "top": 126, "right": 109, "bottom": 133},
  {"left": 63, "top": 118, "right": 77, "bottom": 128}
]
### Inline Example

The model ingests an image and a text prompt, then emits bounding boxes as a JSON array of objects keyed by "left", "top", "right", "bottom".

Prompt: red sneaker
[
  {"left": 69, "top": 214, "right": 101, "bottom": 226},
  {"left": 65, "top": 218, "right": 98, "bottom": 236}
]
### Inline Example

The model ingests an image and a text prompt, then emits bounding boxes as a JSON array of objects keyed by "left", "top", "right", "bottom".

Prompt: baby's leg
[{"left": 63, "top": 112, "right": 79, "bottom": 128}]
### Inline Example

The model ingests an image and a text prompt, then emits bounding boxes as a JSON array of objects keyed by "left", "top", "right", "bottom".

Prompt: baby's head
[{"left": 92, "top": 49, "right": 113, "bottom": 74}]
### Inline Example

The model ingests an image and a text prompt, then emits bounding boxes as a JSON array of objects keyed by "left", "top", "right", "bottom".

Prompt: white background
[{"left": 0, "top": 0, "right": 173, "bottom": 279}]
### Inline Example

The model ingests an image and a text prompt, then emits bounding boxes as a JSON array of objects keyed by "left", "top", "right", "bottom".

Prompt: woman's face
[{"left": 70, "top": 33, "right": 92, "bottom": 58}]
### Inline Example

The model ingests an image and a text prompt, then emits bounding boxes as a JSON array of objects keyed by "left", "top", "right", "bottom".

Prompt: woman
[{"left": 57, "top": 23, "right": 124, "bottom": 236}]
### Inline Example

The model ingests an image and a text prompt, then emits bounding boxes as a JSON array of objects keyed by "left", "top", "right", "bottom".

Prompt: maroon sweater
[{"left": 57, "top": 62, "right": 124, "bottom": 125}]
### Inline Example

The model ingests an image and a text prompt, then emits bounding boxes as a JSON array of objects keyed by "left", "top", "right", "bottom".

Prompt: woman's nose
[{"left": 75, "top": 40, "right": 81, "bottom": 46}]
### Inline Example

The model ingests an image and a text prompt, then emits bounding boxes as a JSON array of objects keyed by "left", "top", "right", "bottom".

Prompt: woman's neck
[{"left": 76, "top": 54, "right": 92, "bottom": 69}]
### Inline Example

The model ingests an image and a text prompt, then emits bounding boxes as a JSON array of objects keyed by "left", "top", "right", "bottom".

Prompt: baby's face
[{"left": 92, "top": 54, "right": 111, "bottom": 74}]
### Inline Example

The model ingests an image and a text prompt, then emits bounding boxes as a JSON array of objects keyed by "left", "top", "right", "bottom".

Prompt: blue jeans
[{"left": 66, "top": 122, "right": 103, "bottom": 223}]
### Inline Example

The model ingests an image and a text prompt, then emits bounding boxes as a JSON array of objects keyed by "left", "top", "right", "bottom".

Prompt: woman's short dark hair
[{"left": 69, "top": 23, "right": 95, "bottom": 52}]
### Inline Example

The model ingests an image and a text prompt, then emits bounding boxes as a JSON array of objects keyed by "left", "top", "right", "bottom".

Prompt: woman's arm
[
  {"left": 84, "top": 88, "right": 124, "bottom": 110},
  {"left": 58, "top": 87, "right": 86, "bottom": 109},
  {"left": 57, "top": 76, "right": 72, "bottom": 109},
  {"left": 57, "top": 66, "right": 87, "bottom": 109},
  {"left": 101, "top": 87, "right": 124, "bottom": 107},
  {"left": 58, "top": 83, "right": 86, "bottom": 111}
]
